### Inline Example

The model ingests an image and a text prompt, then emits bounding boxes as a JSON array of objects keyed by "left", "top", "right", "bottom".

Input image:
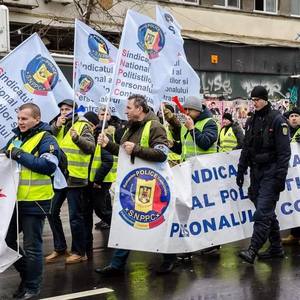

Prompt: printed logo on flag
[
  {"left": 137, "top": 23, "right": 165, "bottom": 59},
  {"left": 21, "top": 55, "right": 59, "bottom": 96},
  {"left": 78, "top": 74, "right": 94, "bottom": 94},
  {"left": 0, "top": 188, "right": 6, "bottom": 199},
  {"left": 88, "top": 34, "right": 112, "bottom": 63},
  {"left": 119, "top": 167, "right": 170, "bottom": 230}
]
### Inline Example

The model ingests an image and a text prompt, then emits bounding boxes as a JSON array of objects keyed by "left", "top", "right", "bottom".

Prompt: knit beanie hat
[
  {"left": 84, "top": 111, "right": 99, "bottom": 126},
  {"left": 223, "top": 113, "right": 233, "bottom": 122},
  {"left": 250, "top": 86, "right": 268, "bottom": 101},
  {"left": 287, "top": 107, "right": 300, "bottom": 118},
  {"left": 183, "top": 95, "right": 203, "bottom": 112}
]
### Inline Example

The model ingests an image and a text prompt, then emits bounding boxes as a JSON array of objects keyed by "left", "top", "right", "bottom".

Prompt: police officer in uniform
[{"left": 236, "top": 86, "right": 291, "bottom": 264}]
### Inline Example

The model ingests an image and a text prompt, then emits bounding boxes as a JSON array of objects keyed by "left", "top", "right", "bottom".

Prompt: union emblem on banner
[
  {"left": 21, "top": 54, "right": 59, "bottom": 96},
  {"left": 119, "top": 167, "right": 171, "bottom": 230},
  {"left": 137, "top": 23, "right": 165, "bottom": 59},
  {"left": 88, "top": 34, "right": 113, "bottom": 63}
]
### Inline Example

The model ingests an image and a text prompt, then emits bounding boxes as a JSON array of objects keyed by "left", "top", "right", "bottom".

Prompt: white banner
[
  {"left": 156, "top": 6, "right": 200, "bottom": 104},
  {"left": 74, "top": 19, "right": 118, "bottom": 113},
  {"left": 0, "top": 33, "right": 73, "bottom": 148},
  {"left": 0, "top": 154, "right": 20, "bottom": 272},
  {"left": 109, "top": 143, "right": 300, "bottom": 253},
  {"left": 110, "top": 9, "right": 181, "bottom": 119}
]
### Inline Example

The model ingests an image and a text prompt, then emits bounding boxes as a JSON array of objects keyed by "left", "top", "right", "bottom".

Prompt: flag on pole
[
  {"left": 0, "top": 33, "right": 73, "bottom": 148},
  {"left": 156, "top": 6, "right": 201, "bottom": 104},
  {"left": 74, "top": 19, "right": 118, "bottom": 113},
  {"left": 110, "top": 9, "right": 181, "bottom": 119},
  {"left": 0, "top": 154, "right": 20, "bottom": 273}
]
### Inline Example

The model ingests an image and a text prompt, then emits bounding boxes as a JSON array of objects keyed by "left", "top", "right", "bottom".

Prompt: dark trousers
[
  {"left": 110, "top": 249, "right": 176, "bottom": 270},
  {"left": 83, "top": 182, "right": 112, "bottom": 252},
  {"left": 47, "top": 187, "right": 86, "bottom": 256},
  {"left": 248, "top": 163, "right": 282, "bottom": 251},
  {"left": 6, "top": 209, "right": 45, "bottom": 293}
]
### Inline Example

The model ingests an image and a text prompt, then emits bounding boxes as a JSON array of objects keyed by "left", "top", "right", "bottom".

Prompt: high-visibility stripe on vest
[
  {"left": 8, "top": 131, "right": 54, "bottom": 201},
  {"left": 291, "top": 128, "right": 300, "bottom": 143},
  {"left": 166, "top": 126, "right": 181, "bottom": 162},
  {"left": 59, "top": 121, "right": 92, "bottom": 179},
  {"left": 89, "top": 144, "right": 117, "bottom": 183},
  {"left": 181, "top": 118, "right": 217, "bottom": 161},
  {"left": 106, "top": 127, "right": 117, "bottom": 182},
  {"left": 219, "top": 126, "right": 238, "bottom": 152}
]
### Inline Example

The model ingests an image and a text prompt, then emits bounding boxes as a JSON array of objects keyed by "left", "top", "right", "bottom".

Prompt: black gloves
[
  {"left": 5, "top": 147, "right": 24, "bottom": 161},
  {"left": 236, "top": 170, "right": 245, "bottom": 188},
  {"left": 275, "top": 177, "right": 286, "bottom": 193}
]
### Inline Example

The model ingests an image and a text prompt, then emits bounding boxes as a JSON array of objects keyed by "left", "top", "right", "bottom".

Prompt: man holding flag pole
[{"left": 96, "top": 94, "right": 178, "bottom": 275}]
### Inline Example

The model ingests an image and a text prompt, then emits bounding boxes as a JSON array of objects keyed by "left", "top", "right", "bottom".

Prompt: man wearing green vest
[
  {"left": 218, "top": 113, "right": 244, "bottom": 152},
  {"left": 82, "top": 111, "right": 114, "bottom": 257},
  {"left": 164, "top": 95, "right": 219, "bottom": 161},
  {"left": 164, "top": 95, "right": 220, "bottom": 256},
  {"left": 45, "top": 99, "right": 95, "bottom": 264},
  {"left": 95, "top": 94, "right": 177, "bottom": 275},
  {"left": 281, "top": 107, "right": 300, "bottom": 245},
  {"left": 4, "top": 103, "right": 59, "bottom": 300}
]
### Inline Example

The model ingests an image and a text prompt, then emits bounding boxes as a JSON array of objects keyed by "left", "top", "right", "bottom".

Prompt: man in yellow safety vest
[{"left": 4, "top": 103, "right": 59, "bottom": 299}]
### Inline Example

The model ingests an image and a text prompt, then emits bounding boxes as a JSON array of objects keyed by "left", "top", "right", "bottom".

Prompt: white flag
[
  {"left": 74, "top": 19, "right": 118, "bottom": 113},
  {"left": 110, "top": 9, "right": 181, "bottom": 119},
  {"left": 0, "top": 33, "right": 73, "bottom": 148},
  {"left": 156, "top": 6, "right": 201, "bottom": 104},
  {"left": 0, "top": 154, "right": 20, "bottom": 272}
]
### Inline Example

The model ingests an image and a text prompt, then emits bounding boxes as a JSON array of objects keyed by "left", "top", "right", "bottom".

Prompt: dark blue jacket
[
  {"left": 191, "top": 105, "right": 219, "bottom": 151},
  {"left": 5, "top": 122, "right": 59, "bottom": 215},
  {"left": 169, "top": 105, "right": 218, "bottom": 154}
]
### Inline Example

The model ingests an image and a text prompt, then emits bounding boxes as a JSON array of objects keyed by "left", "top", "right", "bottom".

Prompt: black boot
[
  {"left": 257, "top": 246, "right": 284, "bottom": 260},
  {"left": 239, "top": 247, "right": 257, "bottom": 264}
]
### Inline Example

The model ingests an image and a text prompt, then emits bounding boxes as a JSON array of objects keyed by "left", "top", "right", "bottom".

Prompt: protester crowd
[{"left": 2, "top": 86, "right": 300, "bottom": 299}]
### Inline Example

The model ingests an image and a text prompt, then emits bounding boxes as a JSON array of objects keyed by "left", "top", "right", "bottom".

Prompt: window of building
[
  {"left": 170, "top": 0, "right": 199, "bottom": 5},
  {"left": 254, "top": 0, "right": 277, "bottom": 13},
  {"left": 214, "top": 0, "right": 240, "bottom": 8},
  {"left": 291, "top": 0, "right": 300, "bottom": 16}
]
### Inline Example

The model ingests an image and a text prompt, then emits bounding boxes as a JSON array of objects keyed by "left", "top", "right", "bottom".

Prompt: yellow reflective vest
[
  {"left": 8, "top": 131, "right": 54, "bottom": 201},
  {"left": 89, "top": 144, "right": 116, "bottom": 183},
  {"left": 181, "top": 118, "right": 217, "bottom": 161},
  {"left": 166, "top": 126, "right": 181, "bottom": 162},
  {"left": 57, "top": 121, "right": 92, "bottom": 179},
  {"left": 219, "top": 126, "right": 238, "bottom": 152},
  {"left": 291, "top": 128, "right": 300, "bottom": 143}
]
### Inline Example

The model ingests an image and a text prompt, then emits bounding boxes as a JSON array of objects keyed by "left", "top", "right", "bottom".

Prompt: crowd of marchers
[{"left": 2, "top": 86, "right": 300, "bottom": 300}]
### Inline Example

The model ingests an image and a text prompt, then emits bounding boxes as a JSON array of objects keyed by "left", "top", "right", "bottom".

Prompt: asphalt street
[{"left": 1, "top": 202, "right": 300, "bottom": 300}]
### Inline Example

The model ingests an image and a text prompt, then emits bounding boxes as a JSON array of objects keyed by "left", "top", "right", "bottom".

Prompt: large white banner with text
[
  {"left": 0, "top": 154, "right": 20, "bottom": 272},
  {"left": 109, "top": 144, "right": 300, "bottom": 253},
  {"left": 110, "top": 9, "right": 181, "bottom": 119},
  {"left": 74, "top": 19, "right": 118, "bottom": 113},
  {"left": 0, "top": 33, "right": 73, "bottom": 148}
]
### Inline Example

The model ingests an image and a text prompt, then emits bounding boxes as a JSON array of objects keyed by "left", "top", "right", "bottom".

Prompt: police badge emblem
[
  {"left": 21, "top": 55, "right": 58, "bottom": 96},
  {"left": 119, "top": 167, "right": 171, "bottom": 230},
  {"left": 137, "top": 23, "right": 165, "bottom": 59}
]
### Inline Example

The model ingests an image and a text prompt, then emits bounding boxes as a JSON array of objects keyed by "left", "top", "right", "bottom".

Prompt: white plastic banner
[
  {"left": 74, "top": 19, "right": 118, "bottom": 113},
  {"left": 109, "top": 144, "right": 300, "bottom": 253},
  {"left": 0, "top": 154, "right": 20, "bottom": 272},
  {"left": 0, "top": 33, "right": 73, "bottom": 148},
  {"left": 156, "top": 6, "right": 201, "bottom": 104},
  {"left": 110, "top": 9, "right": 181, "bottom": 119}
]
